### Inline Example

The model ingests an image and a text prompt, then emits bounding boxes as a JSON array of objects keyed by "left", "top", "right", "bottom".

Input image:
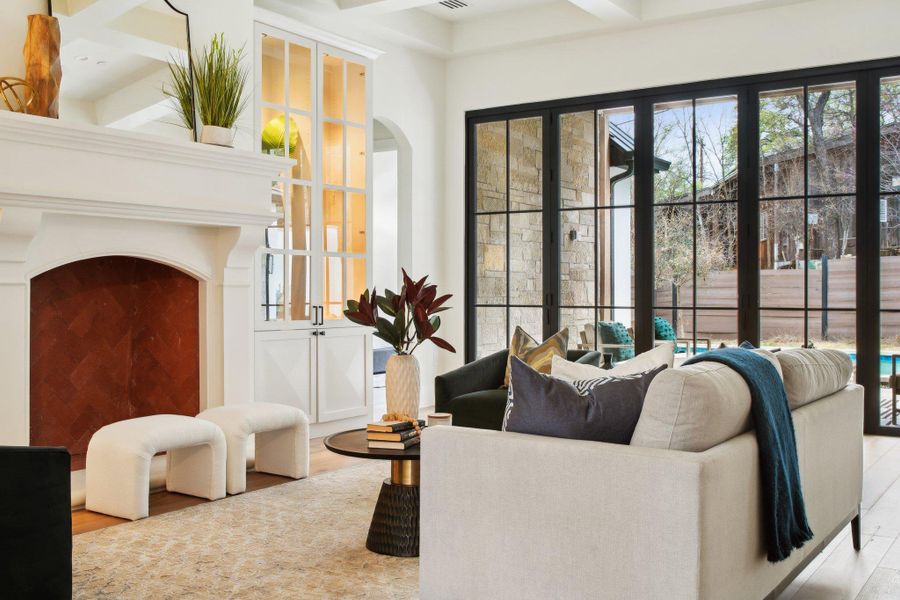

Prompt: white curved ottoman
[
  {"left": 197, "top": 403, "right": 309, "bottom": 495},
  {"left": 85, "top": 415, "right": 226, "bottom": 520}
]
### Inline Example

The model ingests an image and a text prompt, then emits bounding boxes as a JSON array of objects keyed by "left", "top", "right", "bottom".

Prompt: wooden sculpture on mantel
[{"left": 23, "top": 13, "right": 61, "bottom": 118}]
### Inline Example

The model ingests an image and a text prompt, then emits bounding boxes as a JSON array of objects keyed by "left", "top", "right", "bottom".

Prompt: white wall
[
  {"left": 440, "top": 0, "right": 900, "bottom": 374},
  {"left": 0, "top": 2, "right": 52, "bottom": 88},
  {"left": 373, "top": 148, "right": 399, "bottom": 291}
]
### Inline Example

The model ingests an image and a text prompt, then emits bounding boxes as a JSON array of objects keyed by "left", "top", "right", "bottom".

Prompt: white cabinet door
[
  {"left": 316, "top": 327, "right": 371, "bottom": 422},
  {"left": 255, "top": 330, "right": 317, "bottom": 421}
]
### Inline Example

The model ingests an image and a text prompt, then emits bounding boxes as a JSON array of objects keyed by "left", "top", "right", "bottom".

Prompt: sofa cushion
[
  {"left": 776, "top": 349, "right": 853, "bottom": 409},
  {"left": 504, "top": 326, "right": 569, "bottom": 387},
  {"left": 505, "top": 357, "right": 665, "bottom": 444},
  {"left": 630, "top": 348, "right": 784, "bottom": 452},
  {"left": 551, "top": 342, "right": 674, "bottom": 380},
  {"left": 447, "top": 389, "right": 508, "bottom": 430}
]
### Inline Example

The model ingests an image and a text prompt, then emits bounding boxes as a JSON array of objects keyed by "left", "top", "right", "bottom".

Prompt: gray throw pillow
[{"left": 503, "top": 356, "right": 666, "bottom": 444}]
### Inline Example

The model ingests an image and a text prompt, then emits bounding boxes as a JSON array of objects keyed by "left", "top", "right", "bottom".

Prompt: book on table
[
  {"left": 367, "top": 428, "right": 420, "bottom": 442},
  {"left": 368, "top": 436, "right": 422, "bottom": 450},
  {"left": 366, "top": 419, "right": 426, "bottom": 433}
]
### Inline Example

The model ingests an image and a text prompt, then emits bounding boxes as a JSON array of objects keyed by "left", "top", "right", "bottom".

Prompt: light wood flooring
[
  {"left": 776, "top": 435, "right": 900, "bottom": 599},
  {"left": 73, "top": 435, "right": 900, "bottom": 599},
  {"left": 71, "top": 437, "right": 364, "bottom": 535}
]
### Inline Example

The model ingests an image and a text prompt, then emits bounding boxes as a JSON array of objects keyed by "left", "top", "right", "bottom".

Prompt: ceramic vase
[
  {"left": 386, "top": 354, "right": 420, "bottom": 419},
  {"left": 200, "top": 125, "right": 234, "bottom": 147}
]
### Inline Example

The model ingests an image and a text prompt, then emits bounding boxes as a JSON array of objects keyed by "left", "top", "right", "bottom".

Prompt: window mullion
[{"left": 737, "top": 86, "right": 761, "bottom": 345}]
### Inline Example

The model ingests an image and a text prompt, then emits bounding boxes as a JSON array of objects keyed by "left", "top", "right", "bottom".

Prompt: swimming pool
[{"left": 847, "top": 353, "right": 896, "bottom": 378}]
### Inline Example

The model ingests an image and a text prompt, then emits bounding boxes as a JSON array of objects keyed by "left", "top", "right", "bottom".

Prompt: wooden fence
[{"left": 654, "top": 256, "right": 900, "bottom": 345}]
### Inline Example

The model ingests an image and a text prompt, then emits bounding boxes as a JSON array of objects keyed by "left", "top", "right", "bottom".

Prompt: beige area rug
[{"left": 73, "top": 462, "right": 419, "bottom": 599}]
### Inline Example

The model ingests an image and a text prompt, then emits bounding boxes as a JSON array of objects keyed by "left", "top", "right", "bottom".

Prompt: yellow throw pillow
[{"left": 504, "top": 326, "right": 569, "bottom": 387}]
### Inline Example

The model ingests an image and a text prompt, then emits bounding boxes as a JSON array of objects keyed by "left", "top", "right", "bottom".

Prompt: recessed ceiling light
[{"left": 75, "top": 55, "right": 88, "bottom": 62}]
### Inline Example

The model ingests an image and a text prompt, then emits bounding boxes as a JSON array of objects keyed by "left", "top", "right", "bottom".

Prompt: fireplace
[
  {"left": 0, "top": 110, "right": 289, "bottom": 502},
  {"left": 30, "top": 256, "right": 200, "bottom": 469}
]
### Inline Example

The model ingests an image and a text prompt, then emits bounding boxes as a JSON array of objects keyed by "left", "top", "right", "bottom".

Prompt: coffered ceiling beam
[
  {"left": 567, "top": 0, "right": 642, "bottom": 21},
  {"left": 336, "top": 0, "right": 437, "bottom": 14},
  {"left": 55, "top": 0, "right": 148, "bottom": 46}
]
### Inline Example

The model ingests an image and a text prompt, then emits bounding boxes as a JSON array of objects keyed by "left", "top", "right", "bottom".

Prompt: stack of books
[{"left": 367, "top": 419, "right": 426, "bottom": 450}]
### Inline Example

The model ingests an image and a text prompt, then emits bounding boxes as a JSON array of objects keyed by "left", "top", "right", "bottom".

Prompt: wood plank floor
[
  {"left": 71, "top": 437, "right": 364, "bottom": 535},
  {"left": 776, "top": 435, "right": 900, "bottom": 600},
  {"left": 73, "top": 435, "right": 900, "bottom": 598}
]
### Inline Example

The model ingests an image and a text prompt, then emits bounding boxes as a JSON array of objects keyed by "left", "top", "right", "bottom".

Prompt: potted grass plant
[
  {"left": 345, "top": 269, "right": 456, "bottom": 419},
  {"left": 165, "top": 33, "right": 249, "bottom": 147}
]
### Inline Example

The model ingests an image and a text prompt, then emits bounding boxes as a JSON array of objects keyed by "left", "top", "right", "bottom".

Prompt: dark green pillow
[
  {"left": 654, "top": 316, "right": 677, "bottom": 341},
  {"left": 597, "top": 321, "right": 634, "bottom": 362}
]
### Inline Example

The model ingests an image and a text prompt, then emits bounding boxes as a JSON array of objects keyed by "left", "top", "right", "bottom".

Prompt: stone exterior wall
[{"left": 473, "top": 112, "right": 635, "bottom": 356}]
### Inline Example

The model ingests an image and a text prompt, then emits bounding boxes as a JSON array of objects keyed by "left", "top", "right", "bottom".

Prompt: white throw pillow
[
  {"left": 551, "top": 342, "right": 675, "bottom": 380},
  {"left": 630, "top": 347, "right": 785, "bottom": 452},
  {"left": 775, "top": 349, "right": 853, "bottom": 409}
]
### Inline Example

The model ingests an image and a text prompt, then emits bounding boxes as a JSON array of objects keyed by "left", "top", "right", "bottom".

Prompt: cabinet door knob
[
  {"left": 312, "top": 330, "right": 319, "bottom": 336},
  {"left": 319, "top": 330, "right": 326, "bottom": 336}
]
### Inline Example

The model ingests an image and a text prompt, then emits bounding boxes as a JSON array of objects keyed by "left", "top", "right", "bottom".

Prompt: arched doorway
[{"left": 371, "top": 118, "right": 412, "bottom": 416}]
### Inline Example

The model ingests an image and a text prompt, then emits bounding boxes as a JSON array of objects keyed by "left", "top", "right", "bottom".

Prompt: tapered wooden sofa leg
[{"left": 851, "top": 510, "right": 861, "bottom": 551}]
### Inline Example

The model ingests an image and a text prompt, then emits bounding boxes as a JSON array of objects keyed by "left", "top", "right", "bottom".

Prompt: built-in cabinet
[{"left": 253, "top": 20, "right": 374, "bottom": 427}]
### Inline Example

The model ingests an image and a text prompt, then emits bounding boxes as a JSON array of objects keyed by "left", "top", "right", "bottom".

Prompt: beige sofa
[{"left": 420, "top": 349, "right": 862, "bottom": 600}]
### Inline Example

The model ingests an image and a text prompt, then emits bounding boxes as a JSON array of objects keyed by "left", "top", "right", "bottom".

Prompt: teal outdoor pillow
[
  {"left": 597, "top": 321, "right": 635, "bottom": 362},
  {"left": 654, "top": 316, "right": 677, "bottom": 341}
]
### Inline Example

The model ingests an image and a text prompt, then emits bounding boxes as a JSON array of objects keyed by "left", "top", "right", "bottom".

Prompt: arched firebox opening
[{"left": 30, "top": 256, "right": 200, "bottom": 470}]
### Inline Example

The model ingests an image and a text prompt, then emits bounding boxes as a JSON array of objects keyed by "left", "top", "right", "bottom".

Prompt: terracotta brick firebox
[{"left": 30, "top": 256, "right": 200, "bottom": 470}]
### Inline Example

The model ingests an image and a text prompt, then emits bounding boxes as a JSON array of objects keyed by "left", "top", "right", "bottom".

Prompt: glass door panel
[
  {"left": 322, "top": 122, "right": 344, "bottom": 186},
  {"left": 347, "top": 126, "right": 366, "bottom": 189},
  {"left": 880, "top": 76, "right": 900, "bottom": 428},
  {"left": 322, "top": 54, "right": 343, "bottom": 119},
  {"left": 260, "top": 35, "right": 284, "bottom": 105},
  {"left": 472, "top": 115, "right": 545, "bottom": 357},
  {"left": 654, "top": 96, "right": 738, "bottom": 355},
  {"left": 758, "top": 83, "right": 857, "bottom": 352},
  {"left": 288, "top": 43, "right": 311, "bottom": 111},
  {"left": 257, "top": 26, "right": 316, "bottom": 326},
  {"left": 347, "top": 62, "right": 366, "bottom": 124},
  {"left": 323, "top": 190, "right": 344, "bottom": 252},
  {"left": 288, "top": 114, "right": 312, "bottom": 181},
  {"left": 347, "top": 192, "right": 367, "bottom": 254},
  {"left": 317, "top": 45, "right": 370, "bottom": 326}
]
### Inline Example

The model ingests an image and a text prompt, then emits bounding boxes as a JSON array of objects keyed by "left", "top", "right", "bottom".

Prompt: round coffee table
[{"left": 323, "top": 428, "right": 421, "bottom": 557}]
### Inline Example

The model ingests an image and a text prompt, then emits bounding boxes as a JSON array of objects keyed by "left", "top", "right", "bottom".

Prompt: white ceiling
[
  {"left": 277, "top": 0, "right": 815, "bottom": 58},
  {"left": 419, "top": 0, "right": 557, "bottom": 22}
]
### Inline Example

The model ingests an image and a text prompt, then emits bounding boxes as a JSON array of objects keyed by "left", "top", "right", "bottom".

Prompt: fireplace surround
[{"left": 0, "top": 111, "right": 289, "bottom": 480}]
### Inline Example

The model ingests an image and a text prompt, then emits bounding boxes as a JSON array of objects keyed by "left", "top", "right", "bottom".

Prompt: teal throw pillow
[
  {"left": 597, "top": 321, "right": 635, "bottom": 363},
  {"left": 654, "top": 316, "right": 677, "bottom": 341}
]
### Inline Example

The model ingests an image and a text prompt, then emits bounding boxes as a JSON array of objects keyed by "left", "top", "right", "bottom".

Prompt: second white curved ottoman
[{"left": 197, "top": 402, "right": 309, "bottom": 494}]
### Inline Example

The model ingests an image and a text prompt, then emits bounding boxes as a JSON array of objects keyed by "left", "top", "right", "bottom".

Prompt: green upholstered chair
[{"left": 434, "top": 349, "right": 603, "bottom": 430}]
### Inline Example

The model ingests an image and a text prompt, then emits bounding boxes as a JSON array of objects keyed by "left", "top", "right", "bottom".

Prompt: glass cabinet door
[
  {"left": 258, "top": 26, "right": 317, "bottom": 325},
  {"left": 318, "top": 45, "right": 371, "bottom": 324},
  {"left": 256, "top": 25, "right": 371, "bottom": 329}
]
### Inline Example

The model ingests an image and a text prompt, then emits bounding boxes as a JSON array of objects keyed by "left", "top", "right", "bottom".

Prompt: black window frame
[{"left": 465, "top": 55, "right": 900, "bottom": 437}]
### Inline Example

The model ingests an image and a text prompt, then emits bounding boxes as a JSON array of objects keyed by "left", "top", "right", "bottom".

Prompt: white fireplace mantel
[{"left": 0, "top": 111, "right": 292, "bottom": 447}]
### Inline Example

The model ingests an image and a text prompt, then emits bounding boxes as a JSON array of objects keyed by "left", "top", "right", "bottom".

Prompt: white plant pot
[
  {"left": 200, "top": 125, "right": 234, "bottom": 147},
  {"left": 385, "top": 354, "right": 421, "bottom": 419}
]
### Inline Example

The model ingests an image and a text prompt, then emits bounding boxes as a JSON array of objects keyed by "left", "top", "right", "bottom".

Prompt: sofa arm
[
  {"left": 434, "top": 349, "right": 508, "bottom": 412},
  {"left": 0, "top": 446, "right": 72, "bottom": 599},
  {"left": 420, "top": 427, "right": 705, "bottom": 600}
]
